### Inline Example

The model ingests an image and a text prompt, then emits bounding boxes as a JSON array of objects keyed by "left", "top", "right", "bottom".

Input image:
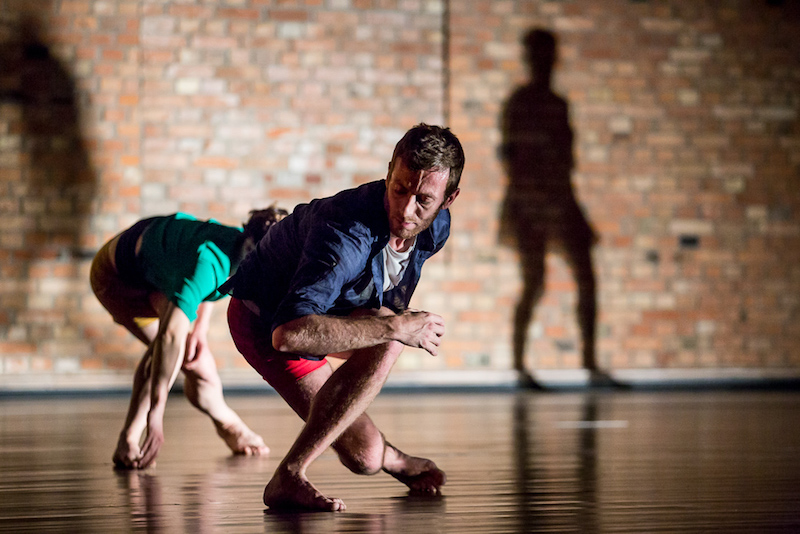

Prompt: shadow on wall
[
  {"left": 0, "top": 12, "right": 98, "bottom": 348},
  {"left": 498, "top": 28, "right": 604, "bottom": 387}
]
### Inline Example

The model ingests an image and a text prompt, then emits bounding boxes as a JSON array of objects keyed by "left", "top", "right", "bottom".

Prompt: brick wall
[
  {"left": 444, "top": 0, "right": 800, "bottom": 373},
  {"left": 1, "top": 0, "right": 798, "bottom": 389}
]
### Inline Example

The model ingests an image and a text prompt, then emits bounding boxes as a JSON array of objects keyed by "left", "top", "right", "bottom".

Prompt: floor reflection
[
  {"left": 114, "top": 453, "right": 275, "bottom": 533},
  {"left": 1, "top": 392, "right": 800, "bottom": 533},
  {"left": 263, "top": 493, "right": 446, "bottom": 534},
  {"left": 513, "top": 392, "right": 600, "bottom": 533},
  {"left": 117, "top": 471, "right": 166, "bottom": 531}
]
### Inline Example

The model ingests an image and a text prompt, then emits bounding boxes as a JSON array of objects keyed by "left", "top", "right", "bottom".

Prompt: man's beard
[{"left": 391, "top": 209, "right": 440, "bottom": 240}]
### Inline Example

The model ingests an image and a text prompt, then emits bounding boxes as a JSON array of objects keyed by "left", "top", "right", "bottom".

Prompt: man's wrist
[{"left": 381, "top": 314, "right": 399, "bottom": 343}]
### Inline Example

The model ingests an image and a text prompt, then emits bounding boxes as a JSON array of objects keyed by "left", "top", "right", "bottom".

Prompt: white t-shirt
[{"left": 382, "top": 239, "right": 415, "bottom": 292}]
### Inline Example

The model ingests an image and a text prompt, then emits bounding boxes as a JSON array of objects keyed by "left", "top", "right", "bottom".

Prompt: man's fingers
[
  {"left": 426, "top": 312, "right": 445, "bottom": 326},
  {"left": 399, "top": 309, "right": 446, "bottom": 353},
  {"left": 426, "top": 321, "right": 444, "bottom": 340}
]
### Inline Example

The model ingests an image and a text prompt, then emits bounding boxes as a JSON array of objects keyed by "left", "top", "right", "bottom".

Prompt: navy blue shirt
[{"left": 228, "top": 180, "right": 451, "bottom": 336}]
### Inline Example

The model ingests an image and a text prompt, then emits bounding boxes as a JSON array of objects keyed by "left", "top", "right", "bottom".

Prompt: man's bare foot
[
  {"left": 383, "top": 445, "right": 446, "bottom": 494},
  {"left": 263, "top": 467, "right": 345, "bottom": 512},
  {"left": 215, "top": 422, "right": 270, "bottom": 456},
  {"left": 112, "top": 436, "right": 142, "bottom": 470}
]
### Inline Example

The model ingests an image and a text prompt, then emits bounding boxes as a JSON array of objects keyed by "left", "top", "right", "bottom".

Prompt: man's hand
[{"left": 394, "top": 309, "right": 445, "bottom": 356}]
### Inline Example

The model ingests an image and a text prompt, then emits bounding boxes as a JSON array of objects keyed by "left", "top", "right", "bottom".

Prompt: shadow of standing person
[
  {"left": 0, "top": 13, "right": 98, "bottom": 351},
  {"left": 499, "top": 29, "right": 610, "bottom": 389},
  {"left": 1, "top": 15, "right": 97, "bottom": 259}
]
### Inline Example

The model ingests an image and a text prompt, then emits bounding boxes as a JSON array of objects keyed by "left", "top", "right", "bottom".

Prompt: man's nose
[{"left": 403, "top": 196, "right": 416, "bottom": 218}]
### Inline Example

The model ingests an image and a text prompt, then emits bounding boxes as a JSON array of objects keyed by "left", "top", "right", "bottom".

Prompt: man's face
[{"left": 385, "top": 157, "right": 459, "bottom": 241}]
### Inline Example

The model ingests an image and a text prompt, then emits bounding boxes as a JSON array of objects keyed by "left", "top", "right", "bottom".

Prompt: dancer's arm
[
  {"left": 185, "top": 301, "right": 213, "bottom": 363},
  {"left": 138, "top": 302, "right": 191, "bottom": 468},
  {"left": 272, "top": 308, "right": 445, "bottom": 358}
]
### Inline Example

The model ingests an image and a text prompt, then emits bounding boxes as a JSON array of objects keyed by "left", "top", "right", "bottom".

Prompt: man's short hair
[{"left": 390, "top": 123, "right": 465, "bottom": 198}]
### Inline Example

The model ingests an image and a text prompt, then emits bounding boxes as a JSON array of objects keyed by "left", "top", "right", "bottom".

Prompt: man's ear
[
  {"left": 441, "top": 188, "right": 460, "bottom": 210},
  {"left": 385, "top": 160, "right": 394, "bottom": 185}
]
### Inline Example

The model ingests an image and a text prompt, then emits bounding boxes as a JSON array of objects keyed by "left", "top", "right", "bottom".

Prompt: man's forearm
[{"left": 273, "top": 313, "right": 396, "bottom": 357}]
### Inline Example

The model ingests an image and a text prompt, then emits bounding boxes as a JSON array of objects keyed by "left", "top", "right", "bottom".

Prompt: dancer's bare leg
[
  {"left": 182, "top": 351, "right": 269, "bottom": 456},
  {"left": 382, "top": 441, "right": 445, "bottom": 493},
  {"left": 263, "top": 338, "right": 445, "bottom": 511},
  {"left": 331, "top": 407, "right": 445, "bottom": 493},
  {"left": 92, "top": 240, "right": 169, "bottom": 468},
  {"left": 112, "top": 320, "right": 160, "bottom": 469}
]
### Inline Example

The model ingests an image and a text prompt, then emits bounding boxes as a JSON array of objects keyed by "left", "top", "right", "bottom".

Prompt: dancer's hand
[
  {"left": 184, "top": 333, "right": 209, "bottom": 366},
  {"left": 138, "top": 415, "right": 165, "bottom": 469},
  {"left": 185, "top": 302, "right": 213, "bottom": 363},
  {"left": 395, "top": 309, "right": 445, "bottom": 356}
]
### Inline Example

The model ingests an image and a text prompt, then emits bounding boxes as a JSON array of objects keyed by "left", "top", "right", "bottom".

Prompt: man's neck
[{"left": 388, "top": 235, "right": 415, "bottom": 253}]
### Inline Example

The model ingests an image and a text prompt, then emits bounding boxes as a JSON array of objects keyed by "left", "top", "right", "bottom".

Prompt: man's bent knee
[
  {"left": 337, "top": 445, "right": 384, "bottom": 476},
  {"left": 334, "top": 422, "right": 385, "bottom": 475}
]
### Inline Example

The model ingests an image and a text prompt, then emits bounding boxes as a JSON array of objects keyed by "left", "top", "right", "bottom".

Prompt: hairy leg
[
  {"left": 182, "top": 350, "right": 268, "bottom": 456},
  {"left": 263, "top": 339, "right": 444, "bottom": 510},
  {"left": 262, "top": 343, "right": 402, "bottom": 512},
  {"left": 382, "top": 441, "right": 445, "bottom": 494}
]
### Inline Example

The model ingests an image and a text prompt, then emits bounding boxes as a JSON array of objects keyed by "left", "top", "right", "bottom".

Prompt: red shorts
[{"left": 227, "top": 297, "right": 327, "bottom": 383}]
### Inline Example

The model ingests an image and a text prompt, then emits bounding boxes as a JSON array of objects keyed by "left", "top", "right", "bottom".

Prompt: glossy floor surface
[{"left": 0, "top": 389, "right": 799, "bottom": 533}]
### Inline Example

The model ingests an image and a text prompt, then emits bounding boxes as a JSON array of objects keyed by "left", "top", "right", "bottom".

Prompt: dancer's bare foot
[
  {"left": 263, "top": 467, "right": 345, "bottom": 512},
  {"left": 383, "top": 444, "right": 446, "bottom": 494},
  {"left": 216, "top": 422, "right": 270, "bottom": 456},
  {"left": 112, "top": 435, "right": 142, "bottom": 470}
]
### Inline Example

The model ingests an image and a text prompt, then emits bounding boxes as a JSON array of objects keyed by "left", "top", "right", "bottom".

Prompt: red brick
[
  {"left": 0, "top": 343, "right": 37, "bottom": 354},
  {"left": 218, "top": 8, "right": 261, "bottom": 20},
  {"left": 2, "top": 0, "right": 799, "bottom": 384},
  {"left": 193, "top": 157, "right": 239, "bottom": 169},
  {"left": 270, "top": 9, "right": 309, "bottom": 22}
]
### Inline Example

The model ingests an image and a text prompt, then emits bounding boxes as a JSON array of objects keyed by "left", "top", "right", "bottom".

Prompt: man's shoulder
[
  {"left": 310, "top": 180, "right": 388, "bottom": 233},
  {"left": 329, "top": 180, "right": 385, "bottom": 206}
]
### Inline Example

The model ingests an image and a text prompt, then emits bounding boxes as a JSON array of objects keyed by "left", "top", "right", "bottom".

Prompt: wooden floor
[{"left": 0, "top": 389, "right": 799, "bottom": 533}]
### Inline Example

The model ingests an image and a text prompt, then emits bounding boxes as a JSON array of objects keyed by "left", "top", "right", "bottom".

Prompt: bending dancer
[
  {"left": 224, "top": 124, "right": 464, "bottom": 511},
  {"left": 90, "top": 207, "right": 287, "bottom": 469}
]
